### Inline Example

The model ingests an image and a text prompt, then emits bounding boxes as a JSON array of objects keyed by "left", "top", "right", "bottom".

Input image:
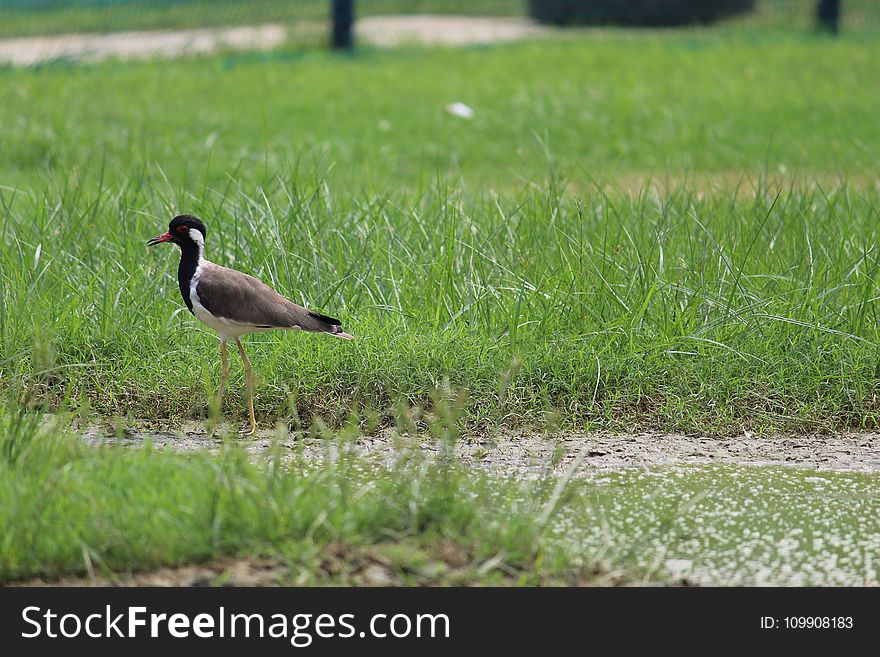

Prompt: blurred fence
[{"left": 0, "top": 1, "right": 877, "bottom": 64}]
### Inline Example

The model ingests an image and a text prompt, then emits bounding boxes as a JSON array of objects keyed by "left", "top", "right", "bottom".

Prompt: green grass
[
  {"left": 3, "top": 36, "right": 880, "bottom": 189},
  {"left": 0, "top": 405, "right": 594, "bottom": 584},
  {"left": 1, "top": 35, "right": 880, "bottom": 434}
]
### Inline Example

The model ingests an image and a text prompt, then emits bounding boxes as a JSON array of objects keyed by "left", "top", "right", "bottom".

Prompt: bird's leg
[
  {"left": 236, "top": 338, "right": 257, "bottom": 436},
  {"left": 209, "top": 339, "right": 229, "bottom": 436}
]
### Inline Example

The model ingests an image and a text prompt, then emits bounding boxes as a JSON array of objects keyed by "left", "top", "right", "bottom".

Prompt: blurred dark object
[
  {"left": 528, "top": 0, "right": 757, "bottom": 26},
  {"left": 331, "top": 0, "right": 354, "bottom": 50},
  {"left": 817, "top": 0, "right": 840, "bottom": 34}
]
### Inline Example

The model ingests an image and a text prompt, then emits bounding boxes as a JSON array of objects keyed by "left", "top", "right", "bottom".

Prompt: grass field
[
  {"left": 2, "top": 28, "right": 880, "bottom": 584},
  {"left": 2, "top": 35, "right": 880, "bottom": 434},
  {"left": 1, "top": 408, "right": 582, "bottom": 584}
]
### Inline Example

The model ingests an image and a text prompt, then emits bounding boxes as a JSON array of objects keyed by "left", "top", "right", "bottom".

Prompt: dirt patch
[
  {"left": 0, "top": 16, "right": 549, "bottom": 66},
  {"left": 0, "top": 24, "right": 289, "bottom": 65},
  {"left": 594, "top": 170, "right": 880, "bottom": 197},
  {"left": 357, "top": 16, "right": 549, "bottom": 47},
  {"left": 13, "top": 541, "right": 627, "bottom": 587},
  {"left": 82, "top": 424, "right": 880, "bottom": 477},
  {"left": 18, "top": 556, "right": 290, "bottom": 587}
]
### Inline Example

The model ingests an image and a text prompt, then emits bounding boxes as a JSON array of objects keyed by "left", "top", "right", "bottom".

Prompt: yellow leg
[
  {"left": 209, "top": 339, "right": 229, "bottom": 436},
  {"left": 236, "top": 338, "right": 257, "bottom": 436}
]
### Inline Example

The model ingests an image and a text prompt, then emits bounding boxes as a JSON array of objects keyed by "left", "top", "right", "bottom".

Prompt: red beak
[{"left": 147, "top": 232, "right": 173, "bottom": 246}]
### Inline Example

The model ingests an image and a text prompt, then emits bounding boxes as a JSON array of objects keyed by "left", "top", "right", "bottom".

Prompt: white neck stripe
[{"left": 189, "top": 228, "right": 205, "bottom": 260}]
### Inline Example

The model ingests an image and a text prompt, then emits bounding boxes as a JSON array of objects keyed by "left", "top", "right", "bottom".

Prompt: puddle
[{"left": 549, "top": 464, "right": 880, "bottom": 586}]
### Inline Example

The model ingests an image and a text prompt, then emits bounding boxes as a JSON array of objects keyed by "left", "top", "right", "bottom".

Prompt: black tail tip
[{"left": 308, "top": 311, "right": 341, "bottom": 326}]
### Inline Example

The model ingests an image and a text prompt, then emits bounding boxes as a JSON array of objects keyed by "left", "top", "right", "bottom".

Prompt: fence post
[
  {"left": 331, "top": 0, "right": 355, "bottom": 50},
  {"left": 817, "top": 0, "right": 840, "bottom": 34}
]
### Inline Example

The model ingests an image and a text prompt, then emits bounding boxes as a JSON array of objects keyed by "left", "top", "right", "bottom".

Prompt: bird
[{"left": 148, "top": 214, "right": 353, "bottom": 435}]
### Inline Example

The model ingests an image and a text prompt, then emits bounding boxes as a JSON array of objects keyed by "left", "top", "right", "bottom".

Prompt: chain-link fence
[{"left": 0, "top": 1, "right": 876, "bottom": 65}]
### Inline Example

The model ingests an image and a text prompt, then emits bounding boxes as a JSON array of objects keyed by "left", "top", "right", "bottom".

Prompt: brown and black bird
[{"left": 148, "top": 215, "right": 353, "bottom": 434}]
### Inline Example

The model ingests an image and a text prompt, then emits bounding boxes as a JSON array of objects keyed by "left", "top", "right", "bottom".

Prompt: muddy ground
[{"left": 82, "top": 424, "right": 880, "bottom": 477}]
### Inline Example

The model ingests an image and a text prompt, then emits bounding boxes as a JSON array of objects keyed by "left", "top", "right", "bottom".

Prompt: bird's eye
[{"left": 176, "top": 225, "right": 188, "bottom": 233}]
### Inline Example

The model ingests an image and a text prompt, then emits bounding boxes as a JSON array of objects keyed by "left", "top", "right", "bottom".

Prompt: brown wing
[{"left": 196, "top": 262, "right": 341, "bottom": 333}]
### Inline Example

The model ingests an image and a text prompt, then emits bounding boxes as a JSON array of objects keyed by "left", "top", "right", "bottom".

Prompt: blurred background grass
[{"left": 0, "top": 1, "right": 879, "bottom": 38}]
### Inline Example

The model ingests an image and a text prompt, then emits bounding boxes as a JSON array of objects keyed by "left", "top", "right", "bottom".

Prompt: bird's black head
[{"left": 147, "top": 215, "right": 207, "bottom": 248}]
